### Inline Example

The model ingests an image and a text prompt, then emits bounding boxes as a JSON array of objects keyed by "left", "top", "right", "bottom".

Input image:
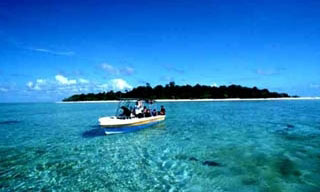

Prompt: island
[{"left": 62, "top": 82, "right": 291, "bottom": 102}]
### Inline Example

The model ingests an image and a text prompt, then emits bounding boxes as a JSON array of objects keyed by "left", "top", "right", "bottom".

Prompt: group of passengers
[{"left": 120, "top": 100, "right": 165, "bottom": 118}]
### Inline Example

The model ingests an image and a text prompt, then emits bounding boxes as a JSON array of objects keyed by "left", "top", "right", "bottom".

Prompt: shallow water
[{"left": 0, "top": 101, "right": 320, "bottom": 192}]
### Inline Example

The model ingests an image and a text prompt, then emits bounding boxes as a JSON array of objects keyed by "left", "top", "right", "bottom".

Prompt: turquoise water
[{"left": 1, "top": 101, "right": 320, "bottom": 192}]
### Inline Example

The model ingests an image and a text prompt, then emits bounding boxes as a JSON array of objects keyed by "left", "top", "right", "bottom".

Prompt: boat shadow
[{"left": 82, "top": 125, "right": 106, "bottom": 138}]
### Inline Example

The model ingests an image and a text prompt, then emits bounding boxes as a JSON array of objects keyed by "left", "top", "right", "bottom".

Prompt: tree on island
[{"left": 62, "top": 82, "right": 290, "bottom": 101}]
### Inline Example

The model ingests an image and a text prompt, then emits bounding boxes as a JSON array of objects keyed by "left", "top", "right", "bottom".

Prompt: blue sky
[{"left": 0, "top": 0, "right": 320, "bottom": 102}]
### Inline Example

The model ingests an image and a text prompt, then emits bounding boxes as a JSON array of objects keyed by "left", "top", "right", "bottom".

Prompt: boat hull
[
  {"left": 103, "top": 120, "right": 164, "bottom": 135},
  {"left": 98, "top": 115, "right": 166, "bottom": 128}
]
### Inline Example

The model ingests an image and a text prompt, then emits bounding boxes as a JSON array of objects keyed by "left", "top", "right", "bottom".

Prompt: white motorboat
[{"left": 98, "top": 98, "right": 166, "bottom": 134}]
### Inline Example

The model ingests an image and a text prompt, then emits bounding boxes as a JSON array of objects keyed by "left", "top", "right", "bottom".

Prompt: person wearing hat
[{"left": 159, "top": 105, "right": 166, "bottom": 115}]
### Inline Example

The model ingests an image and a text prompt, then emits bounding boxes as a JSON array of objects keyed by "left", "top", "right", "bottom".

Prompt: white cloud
[
  {"left": 109, "top": 79, "right": 132, "bottom": 90},
  {"left": 120, "top": 67, "right": 134, "bottom": 75},
  {"left": 29, "top": 48, "right": 75, "bottom": 56},
  {"left": 27, "top": 81, "right": 33, "bottom": 88},
  {"left": 36, "top": 79, "right": 46, "bottom": 84},
  {"left": 55, "top": 75, "right": 77, "bottom": 85},
  {"left": 101, "top": 63, "right": 119, "bottom": 75},
  {"left": 99, "top": 83, "right": 109, "bottom": 91},
  {"left": 26, "top": 80, "right": 42, "bottom": 90},
  {"left": 33, "top": 84, "right": 41, "bottom": 90},
  {"left": 310, "top": 84, "right": 320, "bottom": 89},
  {"left": 99, "top": 79, "right": 133, "bottom": 91},
  {"left": 79, "top": 78, "right": 89, "bottom": 84},
  {"left": 101, "top": 63, "right": 134, "bottom": 76},
  {"left": 0, "top": 87, "right": 8, "bottom": 92},
  {"left": 26, "top": 76, "right": 93, "bottom": 94},
  {"left": 212, "top": 83, "right": 218, "bottom": 87},
  {"left": 160, "top": 76, "right": 174, "bottom": 82},
  {"left": 255, "top": 69, "right": 280, "bottom": 76},
  {"left": 25, "top": 75, "right": 131, "bottom": 96}
]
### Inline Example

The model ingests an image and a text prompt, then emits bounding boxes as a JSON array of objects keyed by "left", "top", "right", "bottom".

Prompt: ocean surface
[{"left": 0, "top": 101, "right": 320, "bottom": 192}]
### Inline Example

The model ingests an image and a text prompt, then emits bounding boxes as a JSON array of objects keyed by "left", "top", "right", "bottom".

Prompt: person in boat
[
  {"left": 145, "top": 109, "right": 151, "bottom": 117},
  {"left": 142, "top": 106, "right": 147, "bottom": 115},
  {"left": 159, "top": 105, "right": 166, "bottom": 115},
  {"left": 134, "top": 101, "right": 144, "bottom": 118},
  {"left": 152, "top": 109, "right": 157, "bottom": 116},
  {"left": 120, "top": 106, "right": 131, "bottom": 118}
]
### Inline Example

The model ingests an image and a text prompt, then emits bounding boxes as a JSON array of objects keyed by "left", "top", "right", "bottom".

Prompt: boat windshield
[
  {"left": 115, "top": 99, "right": 159, "bottom": 118},
  {"left": 115, "top": 99, "right": 135, "bottom": 117}
]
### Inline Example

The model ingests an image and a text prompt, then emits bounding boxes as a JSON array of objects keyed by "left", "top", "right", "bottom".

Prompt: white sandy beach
[{"left": 57, "top": 97, "right": 320, "bottom": 103}]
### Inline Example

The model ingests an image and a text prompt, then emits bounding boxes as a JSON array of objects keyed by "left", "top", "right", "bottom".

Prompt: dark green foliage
[{"left": 62, "top": 82, "right": 291, "bottom": 101}]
